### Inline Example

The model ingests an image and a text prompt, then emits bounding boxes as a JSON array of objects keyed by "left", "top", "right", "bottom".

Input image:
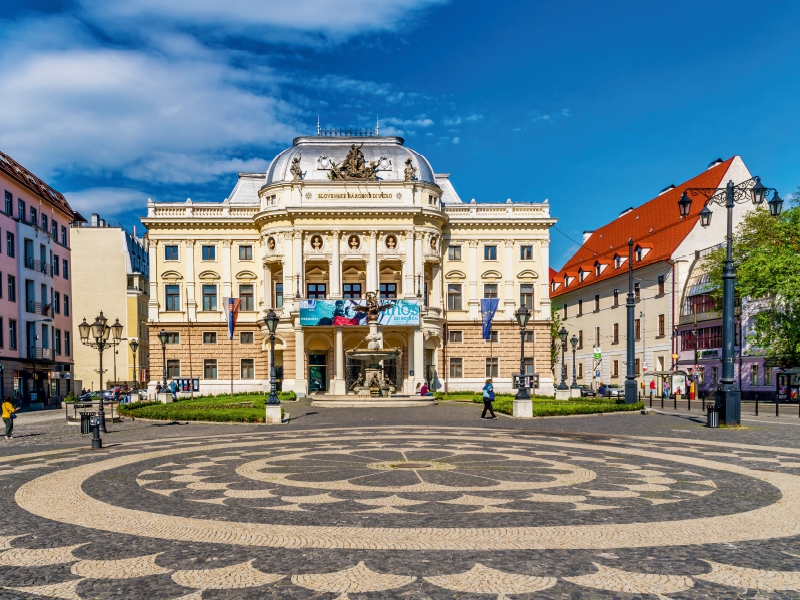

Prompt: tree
[
  {"left": 701, "top": 193, "right": 800, "bottom": 367},
  {"left": 550, "top": 304, "right": 563, "bottom": 379}
]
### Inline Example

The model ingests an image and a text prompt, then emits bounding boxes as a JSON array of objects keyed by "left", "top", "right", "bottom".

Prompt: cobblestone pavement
[{"left": 3, "top": 401, "right": 800, "bottom": 599}]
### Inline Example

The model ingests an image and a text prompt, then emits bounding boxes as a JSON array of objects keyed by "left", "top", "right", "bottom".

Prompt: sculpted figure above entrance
[{"left": 328, "top": 144, "right": 379, "bottom": 180}]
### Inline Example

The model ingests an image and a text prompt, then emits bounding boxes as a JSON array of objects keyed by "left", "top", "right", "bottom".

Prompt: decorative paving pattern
[{"left": 2, "top": 426, "right": 800, "bottom": 599}]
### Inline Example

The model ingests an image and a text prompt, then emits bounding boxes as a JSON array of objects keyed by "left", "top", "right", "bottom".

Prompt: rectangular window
[
  {"left": 712, "top": 366, "right": 719, "bottom": 385},
  {"left": 62, "top": 259, "right": 68, "bottom": 279},
  {"left": 750, "top": 364, "right": 759, "bottom": 387},
  {"left": 240, "top": 331, "right": 254, "bottom": 344},
  {"left": 448, "top": 245, "right": 461, "bottom": 261},
  {"left": 165, "top": 332, "right": 180, "bottom": 344},
  {"left": 41, "top": 214, "right": 48, "bottom": 232},
  {"left": 523, "top": 357, "right": 534, "bottom": 375},
  {"left": 343, "top": 283, "right": 361, "bottom": 299},
  {"left": 53, "top": 254, "right": 59, "bottom": 276},
  {"left": 204, "top": 359, "right": 217, "bottom": 379},
  {"left": 307, "top": 283, "right": 326, "bottom": 299},
  {"left": 17, "top": 199, "right": 25, "bottom": 221},
  {"left": 578, "top": 363, "right": 584, "bottom": 378},
  {"left": 447, "top": 284, "right": 462, "bottom": 310},
  {"left": 30, "top": 206, "right": 37, "bottom": 225},
  {"left": 241, "top": 359, "right": 255, "bottom": 379},
  {"left": 3, "top": 191, "right": 10, "bottom": 215},
  {"left": 683, "top": 294, "right": 717, "bottom": 315},
  {"left": 635, "top": 358, "right": 641, "bottom": 376},
  {"left": 657, "top": 275, "right": 665, "bottom": 295},
  {"left": 578, "top": 330, "right": 583, "bottom": 349},
  {"left": 54, "top": 291, "right": 60, "bottom": 314},
  {"left": 164, "top": 245, "right": 179, "bottom": 261},
  {"left": 64, "top": 295, "right": 69, "bottom": 316},
  {"left": 167, "top": 359, "right": 181, "bottom": 378},
  {"left": 613, "top": 289, "right": 619, "bottom": 306},
  {"left": 485, "top": 357, "right": 499, "bottom": 378},
  {"left": 9, "top": 319, "right": 17, "bottom": 350},
  {"left": 55, "top": 329, "right": 61, "bottom": 354},
  {"left": 681, "top": 326, "right": 724, "bottom": 351},
  {"left": 203, "top": 332, "right": 217, "bottom": 344},
  {"left": 380, "top": 283, "right": 397, "bottom": 298},
  {"left": 658, "top": 314, "right": 665, "bottom": 336},
  {"left": 274, "top": 282, "right": 284, "bottom": 308},
  {"left": 6, "top": 232, "right": 13, "bottom": 257},
  {"left": 765, "top": 369, "right": 773, "bottom": 386},
  {"left": 523, "top": 330, "right": 533, "bottom": 343},
  {"left": 613, "top": 323, "right": 619, "bottom": 343},
  {"left": 449, "top": 357, "right": 463, "bottom": 378},
  {"left": 448, "top": 330, "right": 462, "bottom": 343},
  {"left": 594, "top": 327, "right": 600, "bottom": 347},
  {"left": 563, "top": 303, "right": 568, "bottom": 319},
  {"left": 239, "top": 284, "right": 254, "bottom": 311},
  {"left": 488, "top": 330, "right": 499, "bottom": 343},
  {"left": 0, "top": 318, "right": 3, "bottom": 348},
  {"left": 7, "top": 275, "right": 15, "bottom": 302},
  {"left": 578, "top": 299, "right": 583, "bottom": 315},
  {"left": 165, "top": 285, "right": 181, "bottom": 311},
  {"left": 635, "top": 319, "right": 641, "bottom": 340},
  {"left": 612, "top": 359, "right": 619, "bottom": 377},
  {"left": 51, "top": 219, "right": 57, "bottom": 238},
  {"left": 61, "top": 225, "right": 67, "bottom": 246},
  {"left": 520, "top": 245, "right": 533, "bottom": 260},
  {"left": 239, "top": 245, "right": 253, "bottom": 261},
  {"left": 594, "top": 294, "right": 600, "bottom": 311},
  {"left": 634, "top": 282, "right": 641, "bottom": 301},
  {"left": 201, "top": 245, "right": 216, "bottom": 260},
  {"left": 202, "top": 285, "right": 218, "bottom": 311},
  {"left": 65, "top": 331, "right": 70, "bottom": 356},
  {"left": 484, "top": 245, "right": 497, "bottom": 260},
  {"left": 520, "top": 284, "right": 533, "bottom": 309},
  {"left": 483, "top": 283, "right": 498, "bottom": 299}
]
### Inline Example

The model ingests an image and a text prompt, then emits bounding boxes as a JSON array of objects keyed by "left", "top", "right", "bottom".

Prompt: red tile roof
[
  {"left": 0, "top": 150, "right": 78, "bottom": 220},
  {"left": 550, "top": 157, "right": 735, "bottom": 298}
]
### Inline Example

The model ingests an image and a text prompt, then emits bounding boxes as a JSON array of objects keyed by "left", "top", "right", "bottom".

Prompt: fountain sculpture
[{"left": 345, "top": 292, "right": 401, "bottom": 397}]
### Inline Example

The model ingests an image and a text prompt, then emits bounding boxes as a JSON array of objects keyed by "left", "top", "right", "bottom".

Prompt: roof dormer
[
  {"left": 594, "top": 260, "right": 610, "bottom": 276},
  {"left": 635, "top": 243, "right": 653, "bottom": 261}
]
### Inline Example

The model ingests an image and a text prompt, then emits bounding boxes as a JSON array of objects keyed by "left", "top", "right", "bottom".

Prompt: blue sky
[{"left": 1, "top": 1, "right": 798, "bottom": 267}]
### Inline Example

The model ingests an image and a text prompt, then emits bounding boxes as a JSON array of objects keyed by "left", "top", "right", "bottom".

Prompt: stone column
[
  {"left": 368, "top": 230, "right": 378, "bottom": 294},
  {"left": 221, "top": 241, "right": 232, "bottom": 299},
  {"left": 432, "top": 262, "right": 442, "bottom": 308},
  {"left": 414, "top": 329, "right": 425, "bottom": 389},
  {"left": 185, "top": 241, "right": 196, "bottom": 320},
  {"left": 264, "top": 265, "right": 272, "bottom": 310},
  {"left": 282, "top": 233, "right": 293, "bottom": 312},
  {"left": 330, "top": 230, "right": 341, "bottom": 298},
  {"left": 148, "top": 240, "right": 159, "bottom": 321},
  {"left": 294, "top": 325, "right": 307, "bottom": 396},
  {"left": 414, "top": 232, "right": 423, "bottom": 290},
  {"left": 503, "top": 239, "right": 516, "bottom": 314},
  {"left": 293, "top": 231, "right": 303, "bottom": 299},
  {"left": 468, "top": 240, "right": 479, "bottom": 320},
  {"left": 539, "top": 240, "right": 551, "bottom": 318},
  {"left": 333, "top": 327, "right": 346, "bottom": 395},
  {"left": 404, "top": 230, "right": 415, "bottom": 297}
]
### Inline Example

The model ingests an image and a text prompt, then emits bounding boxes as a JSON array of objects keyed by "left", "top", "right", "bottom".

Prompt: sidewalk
[{"left": 646, "top": 398, "right": 800, "bottom": 426}]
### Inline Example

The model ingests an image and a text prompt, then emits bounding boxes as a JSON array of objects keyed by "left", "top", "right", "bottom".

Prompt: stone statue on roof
[{"left": 328, "top": 144, "right": 378, "bottom": 180}]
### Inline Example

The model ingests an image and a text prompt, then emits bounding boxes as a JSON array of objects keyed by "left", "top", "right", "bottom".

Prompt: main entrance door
[{"left": 308, "top": 353, "right": 328, "bottom": 392}]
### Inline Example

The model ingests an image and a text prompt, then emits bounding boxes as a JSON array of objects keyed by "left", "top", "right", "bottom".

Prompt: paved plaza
[{"left": 4, "top": 402, "right": 800, "bottom": 599}]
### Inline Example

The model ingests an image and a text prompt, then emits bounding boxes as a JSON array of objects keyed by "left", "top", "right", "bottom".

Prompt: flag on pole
[
  {"left": 480, "top": 298, "right": 499, "bottom": 340},
  {"left": 223, "top": 297, "right": 241, "bottom": 340}
]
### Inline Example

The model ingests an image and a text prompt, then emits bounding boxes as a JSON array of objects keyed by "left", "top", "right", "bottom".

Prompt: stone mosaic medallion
[{"left": 2, "top": 426, "right": 800, "bottom": 599}]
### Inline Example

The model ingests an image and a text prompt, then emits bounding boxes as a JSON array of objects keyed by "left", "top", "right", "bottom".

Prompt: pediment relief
[
  {"left": 517, "top": 269, "right": 539, "bottom": 280},
  {"left": 481, "top": 269, "right": 503, "bottom": 280},
  {"left": 380, "top": 266, "right": 401, "bottom": 278},
  {"left": 445, "top": 270, "right": 466, "bottom": 280},
  {"left": 197, "top": 270, "right": 220, "bottom": 281},
  {"left": 306, "top": 267, "right": 328, "bottom": 277},
  {"left": 235, "top": 270, "right": 257, "bottom": 281},
  {"left": 342, "top": 266, "right": 363, "bottom": 278},
  {"left": 161, "top": 270, "right": 183, "bottom": 281}
]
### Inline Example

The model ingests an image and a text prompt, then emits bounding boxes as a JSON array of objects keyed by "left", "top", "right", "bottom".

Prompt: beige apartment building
[
  {"left": 71, "top": 214, "right": 150, "bottom": 391},
  {"left": 550, "top": 156, "right": 755, "bottom": 390},
  {"left": 141, "top": 132, "right": 556, "bottom": 396}
]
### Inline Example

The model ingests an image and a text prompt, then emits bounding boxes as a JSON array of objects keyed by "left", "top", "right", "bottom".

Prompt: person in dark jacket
[{"left": 481, "top": 378, "right": 496, "bottom": 419}]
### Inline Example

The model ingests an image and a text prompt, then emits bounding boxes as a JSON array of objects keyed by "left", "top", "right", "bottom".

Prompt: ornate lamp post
[
  {"left": 263, "top": 309, "right": 280, "bottom": 406},
  {"left": 570, "top": 334, "right": 579, "bottom": 389},
  {"left": 514, "top": 305, "right": 531, "bottom": 401},
  {"left": 129, "top": 339, "right": 139, "bottom": 389},
  {"left": 78, "top": 312, "right": 123, "bottom": 432},
  {"left": 157, "top": 329, "right": 169, "bottom": 388},
  {"left": 624, "top": 238, "right": 637, "bottom": 405},
  {"left": 557, "top": 326, "right": 569, "bottom": 390},
  {"left": 678, "top": 177, "right": 782, "bottom": 424}
]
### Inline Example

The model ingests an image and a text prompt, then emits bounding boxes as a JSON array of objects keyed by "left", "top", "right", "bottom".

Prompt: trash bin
[
  {"left": 706, "top": 405, "right": 719, "bottom": 428},
  {"left": 79, "top": 411, "right": 96, "bottom": 435}
]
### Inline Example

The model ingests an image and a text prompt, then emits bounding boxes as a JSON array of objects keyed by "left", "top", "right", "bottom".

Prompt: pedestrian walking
[
  {"left": 649, "top": 379, "right": 656, "bottom": 400},
  {"left": 2, "top": 396, "right": 17, "bottom": 439},
  {"left": 481, "top": 378, "right": 496, "bottom": 419},
  {"left": 663, "top": 380, "right": 671, "bottom": 399},
  {"left": 169, "top": 380, "right": 178, "bottom": 400}
]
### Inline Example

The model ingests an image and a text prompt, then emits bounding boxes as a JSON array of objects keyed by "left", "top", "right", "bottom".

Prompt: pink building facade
[{"left": 0, "top": 151, "right": 82, "bottom": 408}]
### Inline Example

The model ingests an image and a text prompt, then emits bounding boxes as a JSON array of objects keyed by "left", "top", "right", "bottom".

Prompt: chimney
[
  {"left": 91, "top": 213, "right": 99, "bottom": 227},
  {"left": 619, "top": 207, "right": 634, "bottom": 217},
  {"left": 582, "top": 230, "right": 594, "bottom": 243}
]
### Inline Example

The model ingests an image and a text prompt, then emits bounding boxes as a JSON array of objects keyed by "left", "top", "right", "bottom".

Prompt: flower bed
[
  {"left": 118, "top": 395, "right": 286, "bottom": 423},
  {"left": 467, "top": 395, "right": 643, "bottom": 417}
]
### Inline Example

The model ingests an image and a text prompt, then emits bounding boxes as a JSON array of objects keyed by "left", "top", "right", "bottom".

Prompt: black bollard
[
  {"left": 755, "top": 393, "right": 758, "bottom": 416},
  {"left": 91, "top": 417, "right": 103, "bottom": 450},
  {"left": 776, "top": 395, "right": 780, "bottom": 417}
]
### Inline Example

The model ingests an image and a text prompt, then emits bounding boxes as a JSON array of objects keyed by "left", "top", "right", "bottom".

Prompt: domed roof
[{"left": 264, "top": 136, "right": 437, "bottom": 186}]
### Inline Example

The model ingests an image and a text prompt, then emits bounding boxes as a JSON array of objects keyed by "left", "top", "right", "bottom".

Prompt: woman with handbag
[
  {"left": 2, "top": 396, "right": 17, "bottom": 439},
  {"left": 481, "top": 378, "right": 496, "bottom": 419}
]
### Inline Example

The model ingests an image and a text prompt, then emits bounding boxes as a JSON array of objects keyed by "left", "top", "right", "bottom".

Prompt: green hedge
[
  {"left": 471, "top": 395, "right": 644, "bottom": 417},
  {"left": 118, "top": 397, "right": 287, "bottom": 423}
]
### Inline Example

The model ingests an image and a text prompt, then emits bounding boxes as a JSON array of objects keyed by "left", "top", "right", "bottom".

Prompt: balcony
[
  {"left": 26, "top": 346, "right": 54, "bottom": 361},
  {"left": 24, "top": 257, "right": 53, "bottom": 276},
  {"left": 25, "top": 301, "right": 53, "bottom": 316}
]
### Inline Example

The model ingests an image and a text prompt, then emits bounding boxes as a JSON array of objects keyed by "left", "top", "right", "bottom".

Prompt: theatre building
[{"left": 142, "top": 132, "right": 555, "bottom": 396}]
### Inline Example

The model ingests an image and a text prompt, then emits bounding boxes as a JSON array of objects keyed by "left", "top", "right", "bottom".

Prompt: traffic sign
[{"left": 593, "top": 347, "right": 602, "bottom": 360}]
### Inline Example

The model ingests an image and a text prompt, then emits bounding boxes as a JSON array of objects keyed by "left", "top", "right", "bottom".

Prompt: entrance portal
[{"left": 308, "top": 353, "right": 328, "bottom": 392}]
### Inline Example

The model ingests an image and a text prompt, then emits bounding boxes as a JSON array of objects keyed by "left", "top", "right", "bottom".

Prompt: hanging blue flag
[{"left": 480, "top": 298, "right": 499, "bottom": 340}]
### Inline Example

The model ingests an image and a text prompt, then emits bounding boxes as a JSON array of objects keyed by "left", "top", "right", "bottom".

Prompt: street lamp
[
  {"left": 570, "top": 334, "right": 579, "bottom": 389},
  {"left": 678, "top": 177, "right": 782, "bottom": 424},
  {"left": 514, "top": 305, "right": 531, "bottom": 401},
  {"left": 78, "top": 312, "right": 123, "bottom": 432},
  {"left": 263, "top": 309, "right": 280, "bottom": 406},
  {"left": 129, "top": 339, "right": 139, "bottom": 389},
  {"left": 625, "top": 238, "right": 637, "bottom": 405},
  {"left": 557, "top": 326, "right": 569, "bottom": 390},
  {"left": 157, "top": 328, "right": 169, "bottom": 388}
]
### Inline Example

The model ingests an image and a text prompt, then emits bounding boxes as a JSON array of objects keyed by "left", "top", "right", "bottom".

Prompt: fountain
[{"left": 345, "top": 292, "right": 400, "bottom": 397}]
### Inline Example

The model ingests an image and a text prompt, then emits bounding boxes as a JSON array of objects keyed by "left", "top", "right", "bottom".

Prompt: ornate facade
[{"left": 142, "top": 134, "right": 555, "bottom": 396}]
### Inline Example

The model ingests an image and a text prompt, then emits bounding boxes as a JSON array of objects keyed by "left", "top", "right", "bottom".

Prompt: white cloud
[
  {"left": 533, "top": 115, "right": 551, "bottom": 122},
  {"left": 383, "top": 116, "right": 434, "bottom": 127},
  {"left": 452, "top": 137, "right": 460, "bottom": 144},
  {"left": 561, "top": 108, "right": 571, "bottom": 117},
  {"left": 444, "top": 117, "right": 461, "bottom": 125},
  {"left": 466, "top": 114, "right": 483, "bottom": 121},
  {"left": 65, "top": 187, "right": 152, "bottom": 219}
]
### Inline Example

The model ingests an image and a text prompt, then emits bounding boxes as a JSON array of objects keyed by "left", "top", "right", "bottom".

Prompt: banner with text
[{"left": 300, "top": 299, "right": 420, "bottom": 327}]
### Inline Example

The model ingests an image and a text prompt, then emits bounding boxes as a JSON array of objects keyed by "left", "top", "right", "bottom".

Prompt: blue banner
[
  {"left": 480, "top": 298, "right": 499, "bottom": 339},
  {"left": 300, "top": 299, "right": 420, "bottom": 327}
]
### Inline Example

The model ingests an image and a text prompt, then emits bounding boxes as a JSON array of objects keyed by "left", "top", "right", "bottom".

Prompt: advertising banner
[{"left": 300, "top": 299, "right": 420, "bottom": 327}]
